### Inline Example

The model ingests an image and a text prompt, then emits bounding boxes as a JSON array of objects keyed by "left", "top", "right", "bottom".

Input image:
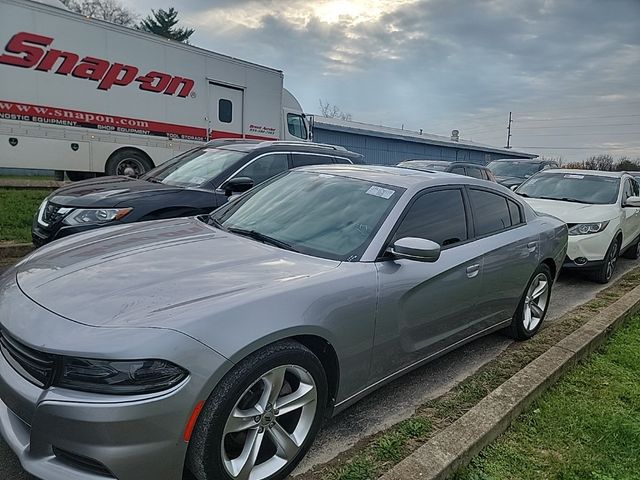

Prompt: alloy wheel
[
  {"left": 221, "top": 365, "right": 317, "bottom": 480},
  {"left": 605, "top": 241, "right": 619, "bottom": 281},
  {"left": 523, "top": 272, "right": 549, "bottom": 332}
]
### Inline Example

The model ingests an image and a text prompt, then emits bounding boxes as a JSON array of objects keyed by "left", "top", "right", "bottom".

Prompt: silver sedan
[{"left": 0, "top": 165, "right": 568, "bottom": 480}]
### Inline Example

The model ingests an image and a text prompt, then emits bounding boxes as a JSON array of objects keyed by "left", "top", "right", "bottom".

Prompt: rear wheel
[
  {"left": 105, "top": 149, "right": 153, "bottom": 177},
  {"left": 591, "top": 237, "right": 620, "bottom": 284},
  {"left": 508, "top": 264, "right": 552, "bottom": 340},
  {"left": 187, "top": 340, "right": 327, "bottom": 480}
]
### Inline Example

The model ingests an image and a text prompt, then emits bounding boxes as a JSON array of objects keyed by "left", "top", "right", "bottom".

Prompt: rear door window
[
  {"left": 466, "top": 167, "right": 484, "bottom": 179},
  {"left": 450, "top": 166, "right": 466, "bottom": 175},
  {"left": 469, "top": 189, "right": 512, "bottom": 236},
  {"left": 232, "top": 154, "right": 289, "bottom": 186},
  {"left": 291, "top": 153, "right": 333, "bottom": 168}
]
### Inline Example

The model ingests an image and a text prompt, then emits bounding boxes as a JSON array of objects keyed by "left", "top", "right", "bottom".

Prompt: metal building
[{"left": 312, "top": 117, "right": 536, "bottom": 165}]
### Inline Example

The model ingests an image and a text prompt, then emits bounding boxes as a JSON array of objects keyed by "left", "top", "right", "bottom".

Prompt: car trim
[
  {"left": 334, "top": 317, "right": 512, "bottom": 409},
  {"left": 216, "top": 151, "right": 356, "bottom": 189}
]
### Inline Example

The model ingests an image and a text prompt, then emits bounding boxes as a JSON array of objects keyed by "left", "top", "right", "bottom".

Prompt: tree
[
  {"left": 61, "top": 0, "right": 136, "bottom": 26},
  {"left": 319, "top": 99, "right": 352, "bottom": 121},
  {"left": 138, "top": 8, "right": 194, "bottom": 43},
  {"left": 584, "top": 154, "right": 614, "bottom": 171},
  {"left": 616, "top": 157, "right": 640, "bottom": 171}
]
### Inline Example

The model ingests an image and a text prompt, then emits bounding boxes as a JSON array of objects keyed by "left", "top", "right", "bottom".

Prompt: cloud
[{"left": 121, "top": 0, "right": 640, "bottom": 160}]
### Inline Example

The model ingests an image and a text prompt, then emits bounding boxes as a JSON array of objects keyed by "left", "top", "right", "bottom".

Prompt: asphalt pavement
[{"left": 1, "top": 259, "right": 637, "bottom": 480}]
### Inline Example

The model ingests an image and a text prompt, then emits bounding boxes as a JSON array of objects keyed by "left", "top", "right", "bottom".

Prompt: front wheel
[
  {"left": 591, "top": 237, "right": 620, "bottom": 284},
  {"left": 187, "top": 340, "right": 328, "bottom": 480},
  {"left": 508, "top": 264, "right": 553, "bottom": 340}
]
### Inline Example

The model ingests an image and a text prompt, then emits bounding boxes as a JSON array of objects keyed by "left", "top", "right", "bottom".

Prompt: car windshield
[
  {"left": 142, "top": 147, "right": 246, "bottom": 187},
  {"left": 398, "top": 161, "right": 448, "bottom": 172},
  {"left": 516, "top": 172, "right": 620, "bottom": 205},
  {"left": 209, "top": 170, "right": 403, "bottom": 261},
  {"left": 488, "top": 161, "right": 541, "bottom": 178}
]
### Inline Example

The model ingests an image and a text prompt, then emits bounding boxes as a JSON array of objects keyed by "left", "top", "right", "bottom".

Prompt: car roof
[
  {"left": 540, "top": 169, "right": 627, "bottom": 178},
  {"left": 296, "top": 164, "right": 493, "bottom": 189},
  {"left": 206, "top": 139, "right": 362, "bottom": 159}
]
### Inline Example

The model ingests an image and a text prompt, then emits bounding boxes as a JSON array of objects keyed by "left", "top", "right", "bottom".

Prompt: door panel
[
  {"left": 209, "top": 83, "right": 244, "bottom": 138},
  {"left": 372, "top": 245, "right": 484, "bottom": 380},
  {"left": 370, "top": 187, "right": 482, "bottom": 380}
]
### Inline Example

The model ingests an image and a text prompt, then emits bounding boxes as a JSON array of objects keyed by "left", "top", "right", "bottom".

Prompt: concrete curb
[
  {"left": 0, "top": 243, "right": 33, "bottom": 259},
  {"left": 380, "top": 283, "right": 640, "bottom": 480},
  {"left": 0, "top": 179, "right": 64, "bottom": 189}
]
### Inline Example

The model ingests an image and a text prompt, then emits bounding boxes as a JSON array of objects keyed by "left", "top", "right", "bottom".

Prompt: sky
[{"left": 121, "top": 0, "right": 640, "bottom": 162}]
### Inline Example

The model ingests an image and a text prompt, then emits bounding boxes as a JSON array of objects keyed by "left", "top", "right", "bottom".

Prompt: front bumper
[
  {"left": 563, "top": 229, "right": 613, "bottom": 269},
  {"left": 0, "top": 276, "right": 232, "bottom": 480}
]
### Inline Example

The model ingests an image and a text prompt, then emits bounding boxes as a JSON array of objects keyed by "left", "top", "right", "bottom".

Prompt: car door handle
[
  {"left": 466, "top": 264, "right": 480, "bottom": 278},
  {"left": 527, "top": 241, "right": 537, "bottom": 252}
]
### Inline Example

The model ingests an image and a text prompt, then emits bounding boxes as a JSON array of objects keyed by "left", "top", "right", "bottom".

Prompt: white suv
[{"left": 516, "top": 169, "right": 640, "bottom": 283}]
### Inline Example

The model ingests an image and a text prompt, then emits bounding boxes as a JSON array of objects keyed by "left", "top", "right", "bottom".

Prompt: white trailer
[{"left": 0, "top": 0, "right": 310, "bottom": 179}]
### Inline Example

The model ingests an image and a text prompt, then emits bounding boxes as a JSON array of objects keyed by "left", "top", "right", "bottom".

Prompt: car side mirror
[
  {"left": 624, "top": 195, "right": 640, "bottom": 208},
  {"left": 388, "top": 237, "right": 441, "bottom": 262},
  {"left": 223, "top": 177, "right": 254, "bottom": 196}
]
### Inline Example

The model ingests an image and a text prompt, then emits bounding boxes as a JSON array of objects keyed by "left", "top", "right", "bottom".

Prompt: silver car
[{"left": 0, "top": 165, "right": 567, "bottom": 480}]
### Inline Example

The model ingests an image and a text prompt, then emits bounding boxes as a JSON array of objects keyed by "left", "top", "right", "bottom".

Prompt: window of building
[{"left": 219, "top": 99, "right": 232, "bottom": 123}]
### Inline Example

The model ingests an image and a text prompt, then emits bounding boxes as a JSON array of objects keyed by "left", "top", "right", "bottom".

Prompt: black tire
[
  {"left": 65, "top": 170, "right": 95, "bottom": 181},
  {"left": 508, "top": 263, "right": 553, "bottom": 341},
  {"left": 622, "top": 237, "right": 640, "bottom": 260},
  {"left": 186, "top": 340, "right": 328, "bottom": 480},
  {"left": 590, "top": 237, "right": 621, "bottom": 284},
  {"left": 105, "top": 149, "right": 153, "bottom": 177}
]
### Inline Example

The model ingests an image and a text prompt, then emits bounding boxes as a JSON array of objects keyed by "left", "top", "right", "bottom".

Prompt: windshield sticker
[
  {"left": 190, "top": 176, "right": 206, "bottom": 184},
  {"left": 366, "top": 186, "right": 395, "bottom": 199},
  {"left": 564, "top": 174, "right": 584, "bottom": 179}
]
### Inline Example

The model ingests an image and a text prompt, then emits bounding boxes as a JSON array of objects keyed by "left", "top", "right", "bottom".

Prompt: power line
[
  {"left": 516, "top": 146, "right": 640, "bottom": 150},
  {"left": 507, "top": 122, "right": 640, "bottom": 130},
  {"left": 513, "top": 132, "right": 640, "bottom": 137},
  {"left": 515, "top": 113, "right": 640, "bottom": 122}
]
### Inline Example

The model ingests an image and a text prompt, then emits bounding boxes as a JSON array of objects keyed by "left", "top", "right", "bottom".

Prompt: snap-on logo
[{"left": 0, "top": 32, "right": 195, "bottom": 98}]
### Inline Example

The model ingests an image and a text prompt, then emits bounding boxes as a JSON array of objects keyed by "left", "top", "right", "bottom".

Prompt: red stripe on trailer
[{"left": 0, "top": 100, "right": 278, "bottom": 142}]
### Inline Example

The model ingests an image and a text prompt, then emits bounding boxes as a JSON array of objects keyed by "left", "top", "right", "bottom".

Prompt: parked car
[
  {"left": 0, "top": 165, "right": 567, "bottom": 480},
  {"left": 397, "top": 160, "right": 496, "bottom": 181},
  {"left": 487, "top": 158, "right": 559, "bottom": 189},
  {"left": 31, "top": 139, "right": 364, "bottom": 247},
  {"left": 516, "top": 169, "right": 640, "bottom": 283}
]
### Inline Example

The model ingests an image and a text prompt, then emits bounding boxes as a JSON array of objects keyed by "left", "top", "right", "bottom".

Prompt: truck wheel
[{"left": 105, "top": 149, "right": 153, "bottom": 177}]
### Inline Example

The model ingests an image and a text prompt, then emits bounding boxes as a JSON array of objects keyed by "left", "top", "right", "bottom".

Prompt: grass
[
  {"left": 0, "top": 188, "right": 50, "bottom": 243},
  {"left": 455, "top": 316, "right": 640, "bottom": 480},
  {"left": 0, "top": 174, "right": 56, "bottom": 181},
  {"left": 301, "top": 268, "right": 640, "bottom": 480}
]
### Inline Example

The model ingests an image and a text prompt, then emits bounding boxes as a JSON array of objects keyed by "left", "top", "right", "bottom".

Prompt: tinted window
[
  {"left": 450, "top": 166, "right": 466, "bottom": 175},
  {"left": 623, "top": 179, "right": 634, "bottom": 202},
  {"left": 508, "top": 199, "right": 523, "bottom": 225},
  {"left": 632, "top": 179, "right": 640, "bottom": 196},
  {"left": 291, "top": 153, "right": 331, "bottom": 168},
  {"left": 469, "top": 189, "right": 512, "bottom": 236},
  {"left": 466, "top": 167, "right": 484, "bottom": 179},
  {"left": 393, "top": 189, "right": 467, "bottom": 247},
  {"left": 233, "top": 154, "right": 288, "bottom": 186},
  {"left": 287, "top": 114, "right": 307, "bottom": 139},
  {"left": 219, "top": 99, "right": 232, "bottom": 123}
]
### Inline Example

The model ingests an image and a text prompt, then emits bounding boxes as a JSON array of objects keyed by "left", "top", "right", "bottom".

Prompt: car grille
[
  {"left": 0, "top": 329, "right": 57, "bottom": 388},
  {"left": 41, "top": 202, "right": 65, "bottom": 225}
]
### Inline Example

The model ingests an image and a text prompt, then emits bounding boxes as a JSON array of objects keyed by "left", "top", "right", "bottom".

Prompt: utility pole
[{"left": 506, "top": 111, "right": 512, "bottom": 149}]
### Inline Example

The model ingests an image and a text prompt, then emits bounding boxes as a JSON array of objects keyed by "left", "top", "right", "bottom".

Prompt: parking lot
[{"left": 1, "top": 258, "right": 637, "bottom": 480}]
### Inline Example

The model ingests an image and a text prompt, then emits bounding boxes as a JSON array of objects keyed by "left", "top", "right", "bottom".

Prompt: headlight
[
  {"left": 63, "top": 207, "right": 133, "bottom": 225},
  {"left": 56, "top": 357, "right": 188, "bottom": 394},
  {"left": 568, "top": 221, "right": 609, "bottom": 236}
]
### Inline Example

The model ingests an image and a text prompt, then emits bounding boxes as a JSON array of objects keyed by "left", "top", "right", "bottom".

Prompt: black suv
[
  {"left": 32, "top": 140, "right": 364, "bottom": 246},
  {"left": 397, "top": 160, "right": 496, "bottom": 182},
  {"left": 487, "top": 159, "right": 558, "bottom": 189}
]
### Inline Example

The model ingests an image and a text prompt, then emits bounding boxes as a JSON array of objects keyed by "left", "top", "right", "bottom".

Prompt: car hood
[
  {"left": 47, "top": 176, "right": 183, "bottom": 208},
  {"left": 15, "top": 217, "right": 339, "bottom": 328},
  {"left": 523, "top": 198, "right": 617, "bottom": 223}
]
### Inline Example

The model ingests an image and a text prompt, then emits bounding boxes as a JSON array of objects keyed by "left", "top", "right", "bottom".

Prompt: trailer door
[{"left": 209, "top": 83, "right": 244, "bottom": 139}]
